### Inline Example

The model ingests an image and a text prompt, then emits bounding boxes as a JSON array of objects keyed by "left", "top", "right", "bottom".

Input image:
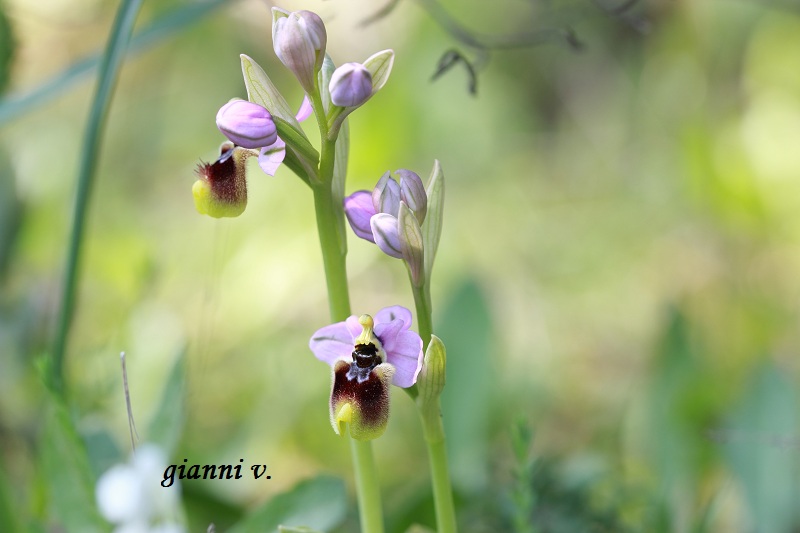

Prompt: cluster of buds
[
  {"left": 192, "top": 8, "right": 394, "bottom": 218},
  {"left": 345, "top": 162, "right": 445, "bottom": 287}
]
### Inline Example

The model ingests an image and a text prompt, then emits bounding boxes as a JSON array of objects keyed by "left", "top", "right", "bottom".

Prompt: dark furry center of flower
[{"left": 347, "top": 343, "right": 381, "bottom": 383}]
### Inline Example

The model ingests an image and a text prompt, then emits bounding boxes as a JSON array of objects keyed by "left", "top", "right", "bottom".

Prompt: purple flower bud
[
  {"left": 397, "top": 169, "right": 427, "bottom": 224},
  {"left": 372, "top": 171, "right": 401, "bottom": 217},
  {"left": 329, "top": 62, "right": 373, "bottom": 108},
  {"left": 216, "top": 100, "right": 277, "bottom": 149},
  {"left": 370, "top": 213, "right": 403, "bottom": 259},
  {"left": 272, "top": 9, "right": 327, "bottom": 94},
  {"left": 344, "top": 190, "right": 377, "bottom": 242}
]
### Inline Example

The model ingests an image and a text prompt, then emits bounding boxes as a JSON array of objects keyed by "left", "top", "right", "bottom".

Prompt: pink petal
[
  {"left": 370, "top": 213, "right": 402, "bottom": 259},
  {"left": 374, "top": 319, "right": 404, "bottom": 354},
  {"left": 296, "top": 96, "right": 313, "bottom": 122},
  {"left": 374, "top": 306, "right": 412, "bottom": 331},
  {"left": 258, "top": 138, "right": 286, "bottom": 176},
  {"left": 385, "top": 330, "right": 423, "bottom": 388},
  {"left": 344, "top": 190, "right": 377, "bottom": 242},
  {"left": 309, "top": 321, "right": 354, "bottom": 365}
]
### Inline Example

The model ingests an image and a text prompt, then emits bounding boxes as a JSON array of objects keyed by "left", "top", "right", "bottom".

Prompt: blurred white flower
[{"left": 95, "top": 444, "right": 185, "bottom": 533}]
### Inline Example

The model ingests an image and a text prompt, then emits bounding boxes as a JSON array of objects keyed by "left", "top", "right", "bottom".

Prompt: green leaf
[
  {"left": 0, "top": 147, "right": 22, "bottom": 282},
  {"left": 40, "top": 395, "right": 107, "bottom": 532},
  {"left": 228, "top": 476, "right": 346, "bottom": 533},
  {"left": 422, "top": 160, "right": 444, "bottom": 281},
  {"left": 50, "top": 0, "right": 144, "bottom": 394},
  {"left": 0, "top": 448, "right": 20, "bottom": 532},
  {"left": 721, "top": 361, "right": 800, "bottom": 533},
  {"left": 363, "top": 49, "right": 394, "bottom": 93},
  {"left": 0, "top": 0, "right": 229, "bottom": 125},
  {"left": 271, "top": 116, "right": 320, "bottom": 173},
  {"left": 318, "top": 54, "right": 336, "bottom": 114},
  {"left": 240, "top": 54, "right": 298, "bottom": 127},
  {"left": 240, "top": 54, "right": 319, "bottom": 169},
  {"left": 399, "top": 202, "right": 424, "bottom": 287},
  {"left": 278, "top": 527, "right": 323, "bottom": 533},
  {"left": 146, "top": 346, "right": 186, "bottom": 456},
  {"left": 327, "top": 50, "right": 394, "bottom": 139},
  {"left": 438, "top": 280, "right": 492, "bottom": 491},
  {"left": 0, "top": 1, "right": 14, "bottom": 95},
  {"left": 331, "top": 119, "right": 350, "bottom": 255},
  {"left": 417, "top": 335, "right": 446, "bottom": 406}
]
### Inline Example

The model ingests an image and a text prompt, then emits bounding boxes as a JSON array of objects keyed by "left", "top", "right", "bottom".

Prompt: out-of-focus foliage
[{"left": 1, "top": 0, "right": 799, "bottom": 531}]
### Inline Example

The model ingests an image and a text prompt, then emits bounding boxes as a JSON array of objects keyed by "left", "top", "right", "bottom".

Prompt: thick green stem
[
  {"left": 421, "top": 415, "right": 457, "bottom": 533},
  {"left": 51, "top": 0, "right": 143, "bottom": 395},
  {"left": 314, "top": 181, "right": 384, "bottom": 533},
  {"left": 312, "top": 183, "right": 350, "bottom": 321},
  {"left": 311, "top": 84, "right": 384, "bottom": 533}
]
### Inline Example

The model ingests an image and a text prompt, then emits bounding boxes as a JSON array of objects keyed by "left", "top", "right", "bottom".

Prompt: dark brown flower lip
[{"left": 195, "top": 144, "right": 246, "bottom": 206}]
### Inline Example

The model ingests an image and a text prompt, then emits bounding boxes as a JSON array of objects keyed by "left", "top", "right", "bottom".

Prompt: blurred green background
[{"left": 1, "top": 0, "right": 799, "bottom": 531}]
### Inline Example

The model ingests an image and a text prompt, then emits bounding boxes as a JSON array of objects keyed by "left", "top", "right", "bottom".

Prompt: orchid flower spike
[{"left": 309, "top": 306, "right": 423, "bottom": 440}]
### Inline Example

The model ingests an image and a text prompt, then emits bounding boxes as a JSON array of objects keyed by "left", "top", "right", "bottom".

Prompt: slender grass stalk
[
  {"left": 0, "top": 0, "right": 228, "bottom": 125},
  {"left": 411, "top": 281, "right": 434, "bottom": 352},
  {"left": 412, "top": 279, "right": 458, "bottom": 533},
  {"left": 51, "top": 0, "right": 144, "bottom": 395},
  {"left": 418, "top": 403, "right": 457, "bottom": 533}
]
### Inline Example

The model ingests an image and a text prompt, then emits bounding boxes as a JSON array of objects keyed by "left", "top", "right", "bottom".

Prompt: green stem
[
  {"left": 411, "top": 280, "right": 434, "bottom": 351},
  {"left": 422, "top": 418, "right": 457, "bottom": 533},
  {"left": 313, "top": 181, "right": 384, "bottom": 533},
  {"left": 51, "top": 0, "right": 143, "bottom": 395},
  {"left": 311, "top": 82, "right": 384, "bottom": 533},
  {"left": 351, "top": 439, "right": 385, "bottom": 533},
  {"left": 312, "top": 183, "right": 350, "bottom": 321},
  {"left": 411, "top": 278, "right": 458, "bottom": 533}
]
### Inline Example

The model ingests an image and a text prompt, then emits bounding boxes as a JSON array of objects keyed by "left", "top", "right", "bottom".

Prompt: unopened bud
[
  {"left": 329, "top": 62, "right": 373, "bottom": 108},
  {"left": 397, "top": 169, "right": 427, "bottom": 224},
  {"left": 372, "top": 171, "right": 400, "bottom": 217},
  {"left": 216, "top": 99, "right": 277, "bottom": 149},
  {"left": 272, "top": 8, "right": 327, "bottom": 94}
]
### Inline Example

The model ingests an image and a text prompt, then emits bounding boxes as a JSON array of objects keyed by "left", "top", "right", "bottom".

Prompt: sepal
[
  {"left": 416, "top": 335, "right": 446, "bottom": 406},
  {"left": 397, "top": 169, "right": 427, "bottom": 224},
  {"left": 422, "top": 160, "right": 444, "bottom": 281},
  {"left": 371, "top": 213, "right": 403, "bottom": 259},
  {"left": 373, "top": 171, "right": 400, "bottom": 216},
  {"left": 398, "top": 202, "right": 424, "bottom": 287}
]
